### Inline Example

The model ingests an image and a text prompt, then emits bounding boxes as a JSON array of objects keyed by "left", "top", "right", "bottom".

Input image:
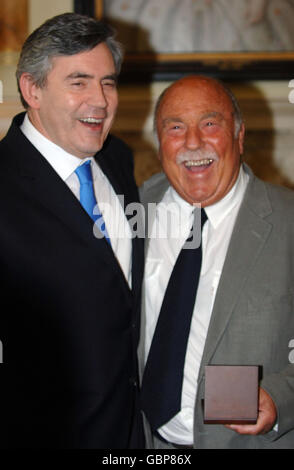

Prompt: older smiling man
[
  {"left": 0, "top": 13, "right": 144, "bottom": 449},
  {"left": 140, "top": 75, "right": 294, "bottom": 449}
]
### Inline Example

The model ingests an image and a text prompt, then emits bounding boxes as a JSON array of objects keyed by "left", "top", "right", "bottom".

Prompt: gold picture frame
[
  {"left": 0, "top": 0, "right": 28, "bottom": 65},
  {"left": 76, "top": 0, "right": 294, "bottom": 81}
]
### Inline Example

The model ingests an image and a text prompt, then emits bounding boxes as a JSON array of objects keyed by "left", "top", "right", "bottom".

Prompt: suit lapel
[
  {"left": 198, "top": 170, "right": 273, "bottom": 381},
  {"left": 95, "top": 135, "right": 144, "bottom": 300},
  {"left": 140, "top": 172, "right": 170, "bottom": 255},
  {"left": 6, "top": 115, "right": 133, "bottom": 295}
]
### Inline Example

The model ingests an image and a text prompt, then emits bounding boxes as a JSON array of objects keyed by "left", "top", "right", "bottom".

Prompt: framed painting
[
  {"left": 75, "top": 0, "right": 294, "bottom": 81},
  {"left": 0, "top": 0, "right": 28, "bottom": 65}
]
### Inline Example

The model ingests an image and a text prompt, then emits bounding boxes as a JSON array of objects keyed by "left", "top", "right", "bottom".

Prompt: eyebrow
[
  {"left": 162, "top": 111, "right": 224, "bottom": 125},
  {"left": 200, "top": 111, "right": 224, "bottom": 120},
  {"left": 162, "top": 117, "right": 184, "bottom": 127},
  {"left": 65, "top": 72, "right": 118, "bottom": 82},
  {"left": 102, "top": 74, "right": 118, "bottom": 83},
  {"left": 66, "top": 72, "right": 93, "bottom": 80}
]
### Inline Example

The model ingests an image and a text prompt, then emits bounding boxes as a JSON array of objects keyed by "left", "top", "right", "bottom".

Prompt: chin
[
  {"left": 80, "top": 145, "right": 102, "bottom": 157},
  {"left": 185, "top": 191, "right": 205, "bottom": 203}
]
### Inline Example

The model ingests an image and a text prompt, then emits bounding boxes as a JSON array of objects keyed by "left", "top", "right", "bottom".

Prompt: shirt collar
[
  {"left": 20, "top": 113, "right": 89, "bottom": 181},
  {"left": 205, "top": 166, "right": 249, "bottom": 228},
  {"left": 168, "top": 165, "right": 249, "bottom": 228}
]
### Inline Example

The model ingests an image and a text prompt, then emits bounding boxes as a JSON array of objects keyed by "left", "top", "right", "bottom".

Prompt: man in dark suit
[
  {"left": 140, "top": 75, "right": 294, "bottom": 448},
  {"left": 0, "top": 13, "right": 144, "bottom": 449}
]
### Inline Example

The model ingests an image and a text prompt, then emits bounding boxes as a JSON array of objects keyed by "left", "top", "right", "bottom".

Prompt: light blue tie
[{"left": 75, "top": 160, "right": 111, "bottom": 244}]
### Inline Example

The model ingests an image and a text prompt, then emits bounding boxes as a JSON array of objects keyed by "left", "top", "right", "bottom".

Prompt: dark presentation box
[{"left": 204, "top": 365, "right": 259, "bottom": 424}]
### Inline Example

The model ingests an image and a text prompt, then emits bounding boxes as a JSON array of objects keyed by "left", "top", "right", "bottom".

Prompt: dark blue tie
[
  {"left": 75, "top": 160, "right": 111, "bottom": 244},
  {"left": 141, "top": 208, "right": 207, "bottom": 431}
]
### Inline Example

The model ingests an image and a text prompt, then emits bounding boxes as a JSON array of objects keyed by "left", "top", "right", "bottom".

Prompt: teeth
[
  {"left": 80, "top": 118, "right": 102, "bottom": 124},
  {"left": 184, "top": 159, "right": 213, "bottom": 167}
]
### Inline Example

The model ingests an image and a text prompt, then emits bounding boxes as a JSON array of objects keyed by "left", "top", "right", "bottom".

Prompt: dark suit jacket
[{"left": 0, "top": 113, "right": 144, "bottom": 449}]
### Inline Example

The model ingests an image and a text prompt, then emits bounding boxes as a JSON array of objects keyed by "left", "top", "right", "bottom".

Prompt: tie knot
[
  {"left": 75, "top": 160, "right": 93, "bottom": 185},
  {"left": 192, "top": 207, "right": 208, "bottom": 230}
]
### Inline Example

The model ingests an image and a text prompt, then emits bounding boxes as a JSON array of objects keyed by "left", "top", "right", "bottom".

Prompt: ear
[
  {"left": 157, "top": 145, "right": 163, "bottom": 162},
  {"left": 19, "top": 73, "right": 43, "bottom": 109},
  {"left": 237, "top": 122, "right": 245, "bottom": 155},
  {"left": 155, "top": 128, "right": 162, "bottom": 161}
]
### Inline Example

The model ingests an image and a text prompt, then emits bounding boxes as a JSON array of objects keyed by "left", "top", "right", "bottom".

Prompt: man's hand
[{"left": 225, "top": 387, "right": 277, "bottom": 435}]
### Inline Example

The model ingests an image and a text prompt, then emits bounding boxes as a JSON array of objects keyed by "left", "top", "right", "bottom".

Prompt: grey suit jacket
[{"left": 139, "top": 164, "right": 294, "bottom": 449}]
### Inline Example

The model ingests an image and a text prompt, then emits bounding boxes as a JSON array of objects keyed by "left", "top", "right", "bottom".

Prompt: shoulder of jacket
[{"left": 140, "top": 172, "right": 168, "bottom": 192}]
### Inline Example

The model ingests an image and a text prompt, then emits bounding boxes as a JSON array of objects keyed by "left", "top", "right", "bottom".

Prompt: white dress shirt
[
  {"left": 144, "top": 166, "right": 249, "bottom": 445},
  {"left": 20, "top": 113, "right": 132, "bottom": 288}
]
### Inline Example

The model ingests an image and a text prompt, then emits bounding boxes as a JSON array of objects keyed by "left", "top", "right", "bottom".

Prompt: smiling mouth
[
  {"left": 184, "top": 158, "right": 214, "bottom": 168},
  {"left": 79, "top": 117, "right": 103, "bottom": 129}
]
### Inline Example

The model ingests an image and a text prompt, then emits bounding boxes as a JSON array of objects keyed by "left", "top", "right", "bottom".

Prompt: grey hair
[
  {"left": 16, "top": 12, "right": 124, "bottom": 108},
  {"left": 222, "top": 82, "right": 243, "bottom": 138},
  {"left": 153, "top": 76, "right": 243, "bottom": 144}
]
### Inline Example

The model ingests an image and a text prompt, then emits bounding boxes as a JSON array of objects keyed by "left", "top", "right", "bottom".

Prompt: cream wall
[
  {"left": 0, "top": 0, "right": 73, "bottom": 98},
  {"left": 29, "top": 0, "right": 73, "bottom": 31},
  {"left": 0, "top": 0, "right": 74, "bottom": 142}
]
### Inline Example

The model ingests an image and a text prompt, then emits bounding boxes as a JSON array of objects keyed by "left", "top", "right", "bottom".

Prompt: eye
[
  {"left": 168, "top": 123, "right": 184, "bottom": 131},
  {"left": 71, "top": 81, "right": 85, "bottom": 88},
  {"left": 166, "top": 124, "right": 185, "bottom": 135},
  {"left": 102, "top": 79, "right": 117, "bottom": 88},
  {"left": 201, "top": 119, "right": 220, "bottom": 133}
]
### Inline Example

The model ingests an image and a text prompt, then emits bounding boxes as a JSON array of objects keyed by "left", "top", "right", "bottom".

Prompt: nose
[
  {"left": 185, "top": 126, "right": 202, "bottom": 150},
  {"left": 88, "top": 83, "right": 107, "bottom": 108}
]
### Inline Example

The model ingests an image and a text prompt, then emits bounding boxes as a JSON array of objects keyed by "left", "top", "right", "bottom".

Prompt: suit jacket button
[{"left": 129, "top": 377, "right": 137, "bottom": 387}]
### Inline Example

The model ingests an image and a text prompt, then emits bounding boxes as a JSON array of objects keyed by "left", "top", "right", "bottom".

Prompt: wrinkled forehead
[{"left": 158, "top": 77, "right": 234, "bottom": 123}]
